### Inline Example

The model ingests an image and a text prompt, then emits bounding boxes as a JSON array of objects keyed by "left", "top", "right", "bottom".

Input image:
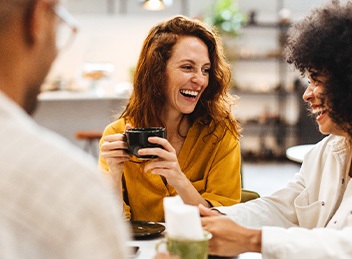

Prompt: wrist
[
  {"left": 109, "top": 169, "right": 123, "bottom": 185},
  {"left": 172, "top": 170, "right": 189, "bottom": 190},
  {"left": 247, "top": 229, "right": 262, "bottom": 253}
]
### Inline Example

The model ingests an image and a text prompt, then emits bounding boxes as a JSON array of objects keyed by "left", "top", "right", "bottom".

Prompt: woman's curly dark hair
[{"left": 285, "top": 0, "right": 352, "bottom": 138}]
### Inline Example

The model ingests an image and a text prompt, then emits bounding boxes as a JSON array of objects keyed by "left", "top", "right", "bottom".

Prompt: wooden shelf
[
  {"left": 225, "top": 1, "right": 298, "bottom": 160},
  {"left": 241, "top": 122, "right": 298, "bottom": 134},
  {"left": 242, "top": 22, "right": 291, "bottom": 30},
  {"left": 233, "top": 89, "right": 294, "bottom": 96}
]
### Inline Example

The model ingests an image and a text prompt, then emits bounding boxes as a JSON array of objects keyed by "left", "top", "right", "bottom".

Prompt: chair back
[{"left": 240, "top": 189, "right": 260, "bottom": 203}]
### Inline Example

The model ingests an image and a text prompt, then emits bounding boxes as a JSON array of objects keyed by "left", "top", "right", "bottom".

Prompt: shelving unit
[{"left": 225, "top": 18, "right": 300, "bottom": 161}]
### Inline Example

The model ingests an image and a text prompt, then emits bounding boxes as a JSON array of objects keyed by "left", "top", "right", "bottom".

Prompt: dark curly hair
[{"left": 285, "top": 0, "right": 352, "bottom": 138}]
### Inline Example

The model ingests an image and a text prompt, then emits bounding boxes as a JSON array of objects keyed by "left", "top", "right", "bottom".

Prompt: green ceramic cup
[{"left": 156, "top": 231, "right": 212, "bottom": 259}]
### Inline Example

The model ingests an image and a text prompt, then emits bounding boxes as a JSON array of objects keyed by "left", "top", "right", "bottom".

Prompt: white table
[
  {"left": 286, "top": 144, "right": 315, "bottom": 163},
  {"left": 128, "top": 236, "right": 262, "bottom": 259}
]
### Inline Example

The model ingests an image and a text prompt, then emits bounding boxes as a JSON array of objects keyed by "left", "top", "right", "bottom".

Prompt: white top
[
  {"left": 0, "top": 92, "right": 130, "bottom": 258},
  {"left": 219, "top": 134, "right": 352, "bottom": 258}
]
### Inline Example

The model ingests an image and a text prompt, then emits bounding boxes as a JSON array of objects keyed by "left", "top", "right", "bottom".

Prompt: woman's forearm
[
  {"left": 109, "top": 168, "right": 124, "bottom": 204},
  {"left": 174, "top": 176, "right": 211, "bottom": 208}
]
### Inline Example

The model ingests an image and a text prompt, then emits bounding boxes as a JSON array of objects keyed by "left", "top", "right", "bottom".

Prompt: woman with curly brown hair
[
  {"left": 99, "top": 15, "right": 241, "bottom": 222},
  {"left": 198, "top": 1, "right": 352, "bottom": 258}
]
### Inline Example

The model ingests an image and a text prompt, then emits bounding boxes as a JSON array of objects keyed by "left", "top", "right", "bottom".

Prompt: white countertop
[
  {"left": 38, "top": 81, "right": 132, "bottom": 101},
  {"left": 38, "top": 89, "right": 129, "bottom": 101}
]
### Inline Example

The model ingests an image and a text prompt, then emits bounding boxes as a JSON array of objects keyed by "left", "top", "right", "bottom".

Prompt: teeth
[
  {"left": 180, "top": 89, "right": 199, "bottom": 97},
  {"left": 312, "top": 106, "right": 326, "bottom": 115}
]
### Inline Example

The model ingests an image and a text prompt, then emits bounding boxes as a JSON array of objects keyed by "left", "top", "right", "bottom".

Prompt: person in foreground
[
  {"left": 99, "top": 15, "right": 242, "bottom": 222},
  {"left": 0, "top": 0, "right": 129, "bottom": 258},
  {"left": 198, "top": 1, "right": 352, "bottom": 258}
]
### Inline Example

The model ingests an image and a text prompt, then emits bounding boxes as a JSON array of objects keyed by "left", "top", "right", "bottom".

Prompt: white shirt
[
  {"left": 219, "top": 134, "right": 352, "bottom": 258},
  {"left": 0, "top": 92, "right": 130, "bottom": 258}
]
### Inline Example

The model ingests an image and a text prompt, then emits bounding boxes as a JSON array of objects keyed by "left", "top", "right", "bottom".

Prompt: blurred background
[{"left": 34, "top": 0, "right": 334, "bottom": 163}]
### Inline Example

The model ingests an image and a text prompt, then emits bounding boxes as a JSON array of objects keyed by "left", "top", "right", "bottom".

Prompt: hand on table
[{"left": 199, "top": 204, "right": 262, "bottom": 257}]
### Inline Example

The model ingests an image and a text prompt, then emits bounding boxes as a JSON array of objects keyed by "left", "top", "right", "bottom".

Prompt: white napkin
[{"left": 163, "top": 196, "right": 204, "bottom": 240}]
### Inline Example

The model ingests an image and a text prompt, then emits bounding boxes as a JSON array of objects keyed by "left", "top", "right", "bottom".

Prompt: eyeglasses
[{"left": 52, "top": 4, "right": 78, "bottom": 50}]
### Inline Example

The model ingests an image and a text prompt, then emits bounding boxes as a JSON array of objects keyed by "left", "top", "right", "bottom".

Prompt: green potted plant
[
  {"left": 205, "top": 0, "right": 246, "bottom": 37},
  {"left": 204, "top": 0, "right": 246, "bottom": 89}
]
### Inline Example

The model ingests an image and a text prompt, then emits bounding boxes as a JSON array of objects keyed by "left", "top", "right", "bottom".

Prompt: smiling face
[
  {"left": 303, "top": 70, "right": 347, "bottom": 137},
  {"left": 164, "top": 36, "right": 210, "bottom": 119}
]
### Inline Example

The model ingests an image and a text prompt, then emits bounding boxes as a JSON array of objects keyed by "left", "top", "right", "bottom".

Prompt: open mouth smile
[
  {"left": 179, "top": 89, "right": 199, "bottom": 99},
  {"left": 311, "top": 105, "right": 327, "bottom": 120}
]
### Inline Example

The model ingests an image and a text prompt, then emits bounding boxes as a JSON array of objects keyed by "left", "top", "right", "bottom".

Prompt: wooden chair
[{"left": 75, "top": 131, "right": 103, "bottom": 157}]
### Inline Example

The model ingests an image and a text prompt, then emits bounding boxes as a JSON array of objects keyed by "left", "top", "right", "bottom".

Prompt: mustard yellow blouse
[{"left": 99, "top": 118, "right": 241, "bottom": 222}]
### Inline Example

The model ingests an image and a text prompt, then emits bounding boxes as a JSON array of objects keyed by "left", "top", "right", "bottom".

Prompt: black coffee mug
[{"left": 125, "top": 127, "right": 166, "bottom": 160}]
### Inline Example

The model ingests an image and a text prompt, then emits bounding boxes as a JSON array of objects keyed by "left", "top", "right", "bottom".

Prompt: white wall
[{"left": 47, "top": 15, "right": 163, "bottom": 88}]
